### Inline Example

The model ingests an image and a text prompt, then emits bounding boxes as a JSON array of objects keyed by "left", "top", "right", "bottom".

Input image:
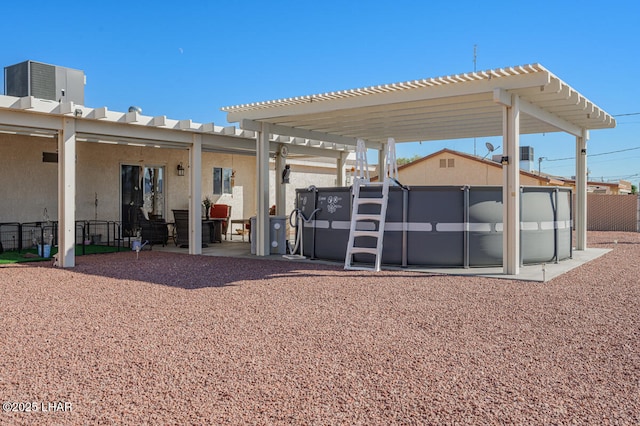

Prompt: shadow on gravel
[{"left": 13, "top": 251, "right": 433, "bottom": 290}]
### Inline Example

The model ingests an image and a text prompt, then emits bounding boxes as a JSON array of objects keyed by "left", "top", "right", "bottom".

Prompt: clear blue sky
[{"left": 3, "top": 0, "right": 638, "bottom": 184}]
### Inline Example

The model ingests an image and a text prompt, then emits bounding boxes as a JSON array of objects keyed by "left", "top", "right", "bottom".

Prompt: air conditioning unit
[
  {"left": 520, "top": 146, "right": 534, "bottom": 161},
  {"left": 4, "top": 60, "right": 85, "bottom": 104}
]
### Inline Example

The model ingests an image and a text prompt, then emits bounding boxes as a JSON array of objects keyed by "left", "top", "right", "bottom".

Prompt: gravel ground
[{"left": 1, "top": 231, "right": 638, "bottom": 425}]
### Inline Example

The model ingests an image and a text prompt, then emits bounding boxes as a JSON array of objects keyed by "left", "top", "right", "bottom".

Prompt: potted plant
[{"left": 202, "top": 196, "right": 212, "bottom": 219}]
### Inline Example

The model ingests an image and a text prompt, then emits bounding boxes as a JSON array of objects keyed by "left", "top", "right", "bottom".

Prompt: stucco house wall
[
  {"left": 398, "top": 149, "right": 550, "bottom": 187},
  {"left": 0, "top": 133, "right": 340, "bottom": 229},
  {"left": 1, "top": 133, "right": 59, "bottom": 222},
  {"left": 269, "top": 160, "right": 338, "bottom": 219},
  {"left": 0, "top": 133, "right": 257, "bottom": 223}
]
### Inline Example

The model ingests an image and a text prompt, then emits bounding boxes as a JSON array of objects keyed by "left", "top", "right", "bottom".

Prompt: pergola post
[
  {"left": 256, "top": 122, "right": 271, "bottom": 256},
  {"left": 502, "top": 94, "right": 520, "bottom": 275},
  {"left": 275, "top": 144, "right": 286, "bottom": 216},
  {"left": 336, "top": 152, "right": 347, "bottom": 187},
  {"left": 575, "top": 129, "right": 589, "bottom": 250},
  {"left": 189, "top": 134, "right": 202, "bottom": 255},
  {"left": 57, "top": 117, "right": 76, "bottom": 268},
  {"left": 377, "top": 141, "right": 387, "bottom": 180}
]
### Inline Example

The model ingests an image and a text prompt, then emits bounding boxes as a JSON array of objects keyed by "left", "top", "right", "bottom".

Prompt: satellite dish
[{"left": 482, "top": 142, "right": 499, "bottom": 160}]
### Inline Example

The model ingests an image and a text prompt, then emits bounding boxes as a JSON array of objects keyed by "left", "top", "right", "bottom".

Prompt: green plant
[{"left": 202, "top": 196, "right": 212, "bottom": 209}]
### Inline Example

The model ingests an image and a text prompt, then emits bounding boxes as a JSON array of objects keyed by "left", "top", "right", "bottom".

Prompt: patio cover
[
  {"left": 0, "top": 96, "right": 352, "bottom": 268},
  {"left": 222, "top": 63, "right": 616, "bottom": 275}
]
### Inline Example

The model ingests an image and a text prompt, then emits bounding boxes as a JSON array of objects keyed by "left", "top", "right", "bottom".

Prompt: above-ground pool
[{"left": 294, "top": 185, "right": 572, "bottom": 268}]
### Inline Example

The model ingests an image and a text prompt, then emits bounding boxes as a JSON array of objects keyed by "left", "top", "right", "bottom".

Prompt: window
[
  {"left": 213, "top": 167, "right": 233, "bottom": 195},
  {"left": 448, "top": 158, "right": 455, "bottom": 168},
  {"left": 439, "top": 159, "right": 447, "bottom": 168}
]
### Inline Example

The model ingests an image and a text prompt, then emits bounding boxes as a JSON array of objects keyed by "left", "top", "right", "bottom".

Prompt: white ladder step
[
  {"left": 355, "top": 197, "right": 384, "bottom": 205},
  {"left": 353, "top": 214, "right": 382, "bottom": 222},
  {"left": 349, "top": 247, "right": 379, "bottom": 256},
  {"left": 352, "top": 230, "right": 380, "bottom": 238}
]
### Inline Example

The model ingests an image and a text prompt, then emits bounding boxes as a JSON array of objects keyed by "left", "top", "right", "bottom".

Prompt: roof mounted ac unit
[{"left": 4, "top": 60, "right": 85, "bottom": 104}]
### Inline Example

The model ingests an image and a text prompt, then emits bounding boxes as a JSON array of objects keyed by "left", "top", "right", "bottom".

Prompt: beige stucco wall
[
  {"left": 201, "top": 152, "right": 255, "bottom": 220},
  {"left": 398, "top": 151, "right": 542, "bottom": 187},
  {"left": 0, "top": 134, "right": 256, "bottom": 223},
  {"left": 1, "top": 134, "right": 339, "bottom": 227},
  {"left": 0, "top": 133, "right": 59, "bottom": 222},
  {"left": 269, "top": 161, "right": 338, "bottom": 218}
]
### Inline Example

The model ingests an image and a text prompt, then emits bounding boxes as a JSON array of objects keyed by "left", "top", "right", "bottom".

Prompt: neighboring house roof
[
  {"left": 385, "top": 148, "right": 565, "bottom": 185},
  {"left": 392, "top": 148, "right": 631, "bottom": 192},
  {"left": 564, "top": 178, "right": 632, "bottom": 193}
]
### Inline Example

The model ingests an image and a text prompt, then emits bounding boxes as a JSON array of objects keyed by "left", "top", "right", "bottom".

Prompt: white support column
[
  {"left": 502, "top": 94, "right": 520, "bottom": 275},
  {"left": 575, "top": 129, "right": 589, "bottom": 250},
  {"left": 256, "top": 123, "right": 271, "bottom": 256},
  {"left": 189, "top": 135, "right": 202, "bottom": 255},
  {"left": 57, "top": 118, "right": 76, "bottom": 268},
  {"left": 336, "top": 152, "right": 347, "bottom": 187},
  {"left": 377, "top": 141, "right": 387, "bottom": 179},
  {"left": 274, "top": 144, "right": 286, "bottom": 216}
]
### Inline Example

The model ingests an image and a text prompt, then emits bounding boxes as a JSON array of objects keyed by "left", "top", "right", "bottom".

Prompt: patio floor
[{"left": 151, "top": 238, "right": 611, "bottom": 283}]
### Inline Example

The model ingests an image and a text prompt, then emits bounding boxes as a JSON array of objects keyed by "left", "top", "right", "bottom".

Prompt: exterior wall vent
[
  {"left": 439, "top": 158, "right": 455, "bottom": 168},
  {"left": 42, "top": 152, "right": 58, "bottom": 163}
]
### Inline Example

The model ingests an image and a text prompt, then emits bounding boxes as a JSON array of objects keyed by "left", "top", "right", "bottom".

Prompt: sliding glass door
[{"left": 121, "top": 165, "right": 165, "bottom": 236}]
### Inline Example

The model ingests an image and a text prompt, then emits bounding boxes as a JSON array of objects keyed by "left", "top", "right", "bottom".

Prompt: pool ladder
[{"left": 344, "top": 177, "right": 390, "bottom": 272}]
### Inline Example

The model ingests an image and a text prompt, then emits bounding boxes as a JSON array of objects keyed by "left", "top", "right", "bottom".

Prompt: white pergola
[
  {"left": 222, "top": 63, "right": 616, "bottom": 275},
  {"left": 0, "top": 95, "right": 351, "bottom": 267}
]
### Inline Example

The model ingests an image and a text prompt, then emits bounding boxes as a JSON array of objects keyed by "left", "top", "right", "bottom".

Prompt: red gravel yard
[{"left": 1, "top": 231, "right": 638, "bottom": 425}]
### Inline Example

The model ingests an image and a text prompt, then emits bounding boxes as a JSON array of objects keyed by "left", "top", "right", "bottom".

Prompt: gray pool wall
[{"left": 294, "top": 185, "right": 572, "bottom": 268}]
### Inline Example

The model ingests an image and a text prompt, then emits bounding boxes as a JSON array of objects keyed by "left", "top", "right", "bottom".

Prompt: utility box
[
  {"left": 4, "top": 60, "right": 85, "bottom": 104},
  {"left": 250, "top": 216, "right": 287, "bottom": 255}
]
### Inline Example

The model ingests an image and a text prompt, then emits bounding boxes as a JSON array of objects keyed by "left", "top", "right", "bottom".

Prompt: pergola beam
[
  {"left": 226, "top": 70, "right": 551, "bottom": 122},
  {"left": 241, "top": 119, "right": 370, "bottom": 149},
  {"left": 0, "top": 108, "right": 62, "bottom": 131},
  {"left": 494, "top": 88, "right": 583, "bottom": 137}
]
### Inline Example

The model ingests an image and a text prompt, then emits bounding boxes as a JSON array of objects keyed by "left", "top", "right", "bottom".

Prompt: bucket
[{"left": 38, "top": 244, "right": 51, "bottom": 258}]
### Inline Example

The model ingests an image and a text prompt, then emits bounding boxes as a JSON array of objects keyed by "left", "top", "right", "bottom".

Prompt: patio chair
[
  {"left": 172, "top": 209, "right": 190, "bottom": 247},
  {"left": 173, "top": 209, "right": 214, "bottom": 247},
  {"left": 137, "top": 208, "right": 168, "bottom": 246},
  {"left": 209, "top": 204, "right": 231, "bottom": 240}
]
